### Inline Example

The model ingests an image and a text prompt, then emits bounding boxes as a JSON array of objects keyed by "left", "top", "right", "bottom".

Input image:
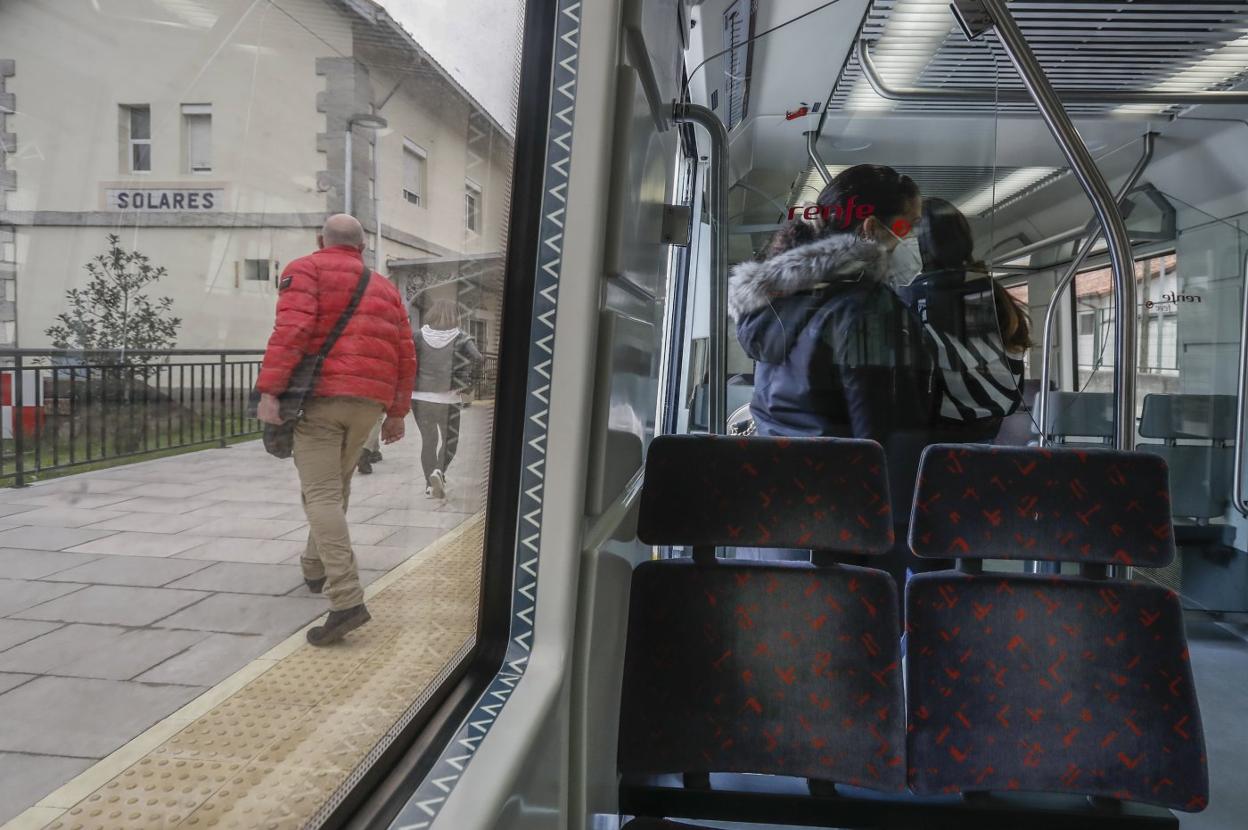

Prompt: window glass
[
  {"left": 0, "top": 0, "right": 525, "bottom": 826},
  {"left": 403, "top": 140, "right": 427, "bottom": 206}
]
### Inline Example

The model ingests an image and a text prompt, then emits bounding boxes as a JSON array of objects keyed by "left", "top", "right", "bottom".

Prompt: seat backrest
[
  {"left": 1139, "top": 393, "right": 1237, "bottom": 442},
  {"left": 904, "top": 445, "right": 1208, "bottom": 811},
  {"left": 909, "top": 443, "right": 1175, "bottom": 567},
  {"left": 1044, "top": 391, "right": 1114, "bottom": 444},
  {"left": 620, "top": 435, "right": 905, "bottom": 791},
  {"left": 639, "top": 434, "right": 894, "bottom": 554},
  {"left": 1139, "top": 443, "right": 1232, "bottom": 519}
]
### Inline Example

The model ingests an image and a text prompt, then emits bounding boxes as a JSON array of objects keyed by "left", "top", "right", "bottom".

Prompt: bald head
[{"left": 319, "top": 214, "right": 365, "bottom": 250}]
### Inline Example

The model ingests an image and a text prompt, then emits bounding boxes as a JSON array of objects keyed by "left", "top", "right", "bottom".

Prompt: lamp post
[{"left": 344, "top": 113, "right": 388, "bottom": 267}]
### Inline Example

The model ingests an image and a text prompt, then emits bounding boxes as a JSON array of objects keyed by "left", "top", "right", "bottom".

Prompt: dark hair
[
  {"left": 918, "top": 197, "right": 1032, "bottom": 354},
  {"left": 763, "top": 164, "right": 919, "bottom": 259}
]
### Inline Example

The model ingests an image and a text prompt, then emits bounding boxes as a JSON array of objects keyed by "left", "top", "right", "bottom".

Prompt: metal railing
[{"left": 0, "top": 349, "right": 265, "bottom": 487}]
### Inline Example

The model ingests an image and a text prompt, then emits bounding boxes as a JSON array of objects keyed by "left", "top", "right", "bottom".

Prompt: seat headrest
[
  {"left": 638, "top": 434, "right": 893, "bottom": 553},
  {"left": 1139, "top": 393, "right": 1237, "bottom": 441},
  {"left": 909, "top": 444, "right": 1175, "bottom": 567}
]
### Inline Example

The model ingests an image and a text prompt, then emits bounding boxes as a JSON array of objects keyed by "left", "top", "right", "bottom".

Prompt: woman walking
[{"left": 411, "top": 299, "right": 483, "bottom": 498}]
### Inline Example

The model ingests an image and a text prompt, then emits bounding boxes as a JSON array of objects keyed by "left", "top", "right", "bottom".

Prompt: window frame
[
  {"left": 182, "top": 103, "right": 212, "bottom": 174},
  {"left": 464, "top": 177, "right": 482, "bottom": 233},
  {"left": 402, "top": 139, "right": 428, "bottom": 207},
  {"left": 123, "top": 104, "right": 152, "bottom": 174}
]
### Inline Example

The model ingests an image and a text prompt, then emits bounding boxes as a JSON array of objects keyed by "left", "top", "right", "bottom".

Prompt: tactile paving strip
[{"left": 43, "top": 516, "right": 485, "bottom": 830}]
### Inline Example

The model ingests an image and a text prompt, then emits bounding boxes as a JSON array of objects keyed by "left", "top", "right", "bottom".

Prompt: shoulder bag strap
[{"left": 316, "top": 263, "right": 371, "bottom": 363}]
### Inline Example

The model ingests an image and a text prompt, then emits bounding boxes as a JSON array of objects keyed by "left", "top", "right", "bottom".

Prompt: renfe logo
[
  {"left": 787, "top": 197, "right": 912, "bottom": 237},
  {"left": 1145, "top": 292, "right": 1201, "bottom": 310}
]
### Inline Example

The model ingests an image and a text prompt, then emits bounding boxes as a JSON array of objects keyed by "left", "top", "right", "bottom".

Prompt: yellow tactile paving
[{"left": 29, "top": 515, "right": 485, "bottom": 830}]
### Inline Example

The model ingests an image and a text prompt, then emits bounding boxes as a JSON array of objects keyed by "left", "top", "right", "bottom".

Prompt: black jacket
[{"left": 730, "top": 233, "right": 936, "bottom": 444}]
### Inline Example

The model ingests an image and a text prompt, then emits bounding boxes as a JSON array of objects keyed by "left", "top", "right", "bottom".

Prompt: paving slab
[
  {"left": 83, "top": 511, "right": 211, "bottom": 534},
  {"left": 165, "top": 562, "right": 306, "bottom": 596},
  {"left": 0, "top": 580, "right": 86, "bottom": 617},
  {"left": 183, "top": 501, "right": 301, "bottom": 520},
  {"left": 13, "top": 585, "right": 209, "bottom": 626},
  {"left": 157, "top": 593, "right": 327, "bottom": 635},
  {"left": 105, "top": 496, "right": 220, "bottom": 515},
  {"left": 0, "top": 503, "right": 42, "bottom": 519},
  {"left": 367, "top": 509, "right": 474, "bottom": 529},
  {"left": 0, "top": 623, "right": 207, "bottom": 680},
  {"left": 2, "top": 492, "right": 134, "bottom": 510},
  {"left": 0, "top": 620, "right": 62, "bottom": 652},
  {"left": 0, "top": 676, "right": 203, "bottom": 757},
  {"left": 372, "top": 526, "right": 446, "bottom": 550},
  {"left": 31, "top": 477, "right": 146, "bottom": 495},
  {"left": 136, "top": 631, "right": 284, "bottom": 686},
  {"left": 181, "top": 516, "right": 306, "bottom": 540},
  {"left": 64, "top": 531, "right": 211, "bottom": 558},
  {"left": 126, "top": 482, "right": 221, "bottom": 499},
  {"left": 277, "top": 522, "right": 399, "bottom": 546},
  {"left": 0, "top": 525, "right": 117, "bottom": 552},
  {"left": 0, "top": 753, "right": 95, "bottom": 825},
  {"left": 42, "top": 555, "right": 213, "bottom": 588},
  {"left": 0, "top": 671, "right": 34, "bottom": 694},
  {"left": 0, "top": 506, "right": 129, "bottom": 528},
  {"left": 175, "top": 537, "right": 306, "bottom": 565},
  {"left": 0, "top": 549, "right": 98, "bottom": 580}
]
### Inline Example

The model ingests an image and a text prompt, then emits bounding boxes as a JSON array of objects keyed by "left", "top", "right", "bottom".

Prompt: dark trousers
[{"left": 412, "top": 400, "right": 461, "bottom": 485}]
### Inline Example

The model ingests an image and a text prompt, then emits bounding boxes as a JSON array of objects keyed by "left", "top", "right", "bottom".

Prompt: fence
[{"left": 0, "top": 349, "right": 265, "bottom": 486}]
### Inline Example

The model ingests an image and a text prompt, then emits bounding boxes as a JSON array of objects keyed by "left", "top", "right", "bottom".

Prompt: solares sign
[{"left": 104, "top": 187, "right": 224, "bottom": 211}]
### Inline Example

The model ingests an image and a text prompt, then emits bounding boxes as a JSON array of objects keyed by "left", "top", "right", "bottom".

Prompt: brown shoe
[{"left": 307, "top": 604, "right": 371, "bottom": 646}]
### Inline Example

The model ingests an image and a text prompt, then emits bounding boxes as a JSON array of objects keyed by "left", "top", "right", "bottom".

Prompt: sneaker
[
  {"left": 368, "top": 449, "right": 383, "bottom": 464},
  {"left": 305, "top": 577, "right": 326, "bottom": 594},
  {"left": 307, "top": 604, "right": 371, "bottom": 646},
  {"left": 430, "top": 469, "right": 445, "bottom": 499},
  {"left": 357, "top": 458, "right": 373, "bottom": 475},
  {"left": 424, "top": 485, "right": 434, "bottom": 499}
]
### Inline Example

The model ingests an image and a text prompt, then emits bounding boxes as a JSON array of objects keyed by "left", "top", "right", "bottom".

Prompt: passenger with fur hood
[{"left": 729, "top": 164, "right": 937, "bottom": 582}]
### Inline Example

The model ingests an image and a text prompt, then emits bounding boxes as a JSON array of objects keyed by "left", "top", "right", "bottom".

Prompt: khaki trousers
[{"left": 293, "top": 396, "right": 384, "bottom": 610}]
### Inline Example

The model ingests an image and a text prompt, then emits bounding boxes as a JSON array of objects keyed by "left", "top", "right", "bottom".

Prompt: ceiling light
[{"left": 957, "top": 166, "right": 1059, "bottom": 215}]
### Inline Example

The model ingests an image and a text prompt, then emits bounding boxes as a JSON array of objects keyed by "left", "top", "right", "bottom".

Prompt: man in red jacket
[{"left": 257, "top": 214, "right": 416, "bottom": 645}]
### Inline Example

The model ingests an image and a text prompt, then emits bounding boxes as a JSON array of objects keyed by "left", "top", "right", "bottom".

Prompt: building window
[
  {"left": 465, "top": 179, "right": 482, "bottom": 233},
  {"left": 244, "top": 259, "right": 270, "bottom": 282},
  {"left": 468, "top": 318, "right": 487, "bottom": 348},
  {"left": 123, "top": 105, "right": 151, "bottom": 173},
  {"left": 403, "top": 140, "right": 427, "bottom": 206},
  {"left": 182, "top": 104, "right": 212, "bottom": 173}
]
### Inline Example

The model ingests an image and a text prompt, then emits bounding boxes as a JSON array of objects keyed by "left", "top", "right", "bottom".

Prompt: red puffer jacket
[{"left": 257, "top": 245, "right": 416, "bottom": 416}]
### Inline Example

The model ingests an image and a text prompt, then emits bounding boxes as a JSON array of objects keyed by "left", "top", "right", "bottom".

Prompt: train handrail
[
  {"left": 672, "top": 102, "right": 729, "bottom": 435},
  {"left": 1233, "top": 253, "right": 1248, "bottom": 517},
  {"left": 582, "top": 466, "right": 645, "bottom": 554},
  {"left": 1036, "top": 131, "right": 1156, "bottom": 446}
]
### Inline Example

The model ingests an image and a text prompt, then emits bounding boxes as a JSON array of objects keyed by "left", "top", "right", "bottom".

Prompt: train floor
[{"left": 0, "top": 405, "right": 489, "bottom": 828}]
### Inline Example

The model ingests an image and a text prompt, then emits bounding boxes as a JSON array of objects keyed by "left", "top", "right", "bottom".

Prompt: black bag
[{"left": 250, "top": 264, "right": 372, "bottom": 459}]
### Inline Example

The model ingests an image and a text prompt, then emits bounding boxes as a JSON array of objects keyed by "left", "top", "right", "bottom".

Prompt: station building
[{"left": 0, "top": 0, "right": 514, "bottom": 355}]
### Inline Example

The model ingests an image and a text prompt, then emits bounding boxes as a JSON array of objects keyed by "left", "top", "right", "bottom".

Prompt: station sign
[{"left": 103, "top": 186, "right": 224, "bottom": 211}]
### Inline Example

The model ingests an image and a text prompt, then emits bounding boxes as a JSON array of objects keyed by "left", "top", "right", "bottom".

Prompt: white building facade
[{"left": 0, "top": 0, "right": 513, "bottom": 354}]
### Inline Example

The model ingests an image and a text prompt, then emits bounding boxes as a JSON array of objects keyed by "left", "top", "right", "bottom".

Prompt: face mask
[{"left": 883, "top": 223, "right": 923, "bottom": 287}]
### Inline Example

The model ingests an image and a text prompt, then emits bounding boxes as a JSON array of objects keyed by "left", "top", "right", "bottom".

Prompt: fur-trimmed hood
[{"left": 728, "top": 233, "right": 889, "bottom": 322}]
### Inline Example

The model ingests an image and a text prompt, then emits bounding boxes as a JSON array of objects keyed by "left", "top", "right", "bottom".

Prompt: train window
[{"left": 0, "top": 0, "right": 524, "bottom": 826}]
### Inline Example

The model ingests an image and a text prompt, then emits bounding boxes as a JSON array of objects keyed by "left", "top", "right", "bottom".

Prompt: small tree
[{"left": 46, "top": 233, "right": 181, "bottom": 365}]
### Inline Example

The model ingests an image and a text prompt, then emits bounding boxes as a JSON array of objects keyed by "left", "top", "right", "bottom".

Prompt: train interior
[
  {"left": 499, "top": 1, "right": 1248, "bottom": 829},
  {"left": 3, "top": 1, "right": 1248, "bottom": 829}
]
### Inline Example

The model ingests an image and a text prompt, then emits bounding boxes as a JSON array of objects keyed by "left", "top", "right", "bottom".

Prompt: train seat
[
  {"left": 618, "top": 434, "right": 905, "bottom": 793},
  {"left": 1036, "top": 391, "right": 1115, "bottom": 446},
  {"left": 905, "top": 444, "right": 1209, "bottom": 812},
  {"left": 1136, "top": 393, "right": 1236, "bottom": 521}
]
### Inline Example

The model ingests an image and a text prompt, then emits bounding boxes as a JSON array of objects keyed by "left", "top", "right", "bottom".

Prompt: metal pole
[
  {"left": 13, "top": 354, "right": 24, "bottom": 487},
  {"left": 1232, "top": 260, "right": 1248, "bottom": 516},
  {"left": 857, "top": 39, "right": 1248, "bottom": 106},
  {"left": 1037, "top": 132, "right": 1155, "bottom": 446},
  {"left": 806, "top": 131, "right": 832, "bottom": 187},
  {"left": 374, "top": 132, "right": 383, "bottom": 272},
  {"left": 980, "top": 0, "right": 1136, "bottom": 453},
  {"left": 672, "top": 102, "right": 729, "bottom": 435},
  {"left": 344, "top": 128, "right": 353, "bottom": 215}
]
